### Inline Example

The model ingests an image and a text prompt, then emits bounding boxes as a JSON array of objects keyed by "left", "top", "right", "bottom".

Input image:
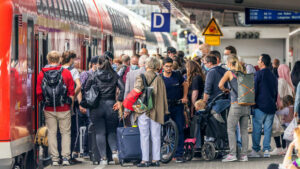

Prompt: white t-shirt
[{"left": 62, "top": 66, "right": 80, "bottom": 81}]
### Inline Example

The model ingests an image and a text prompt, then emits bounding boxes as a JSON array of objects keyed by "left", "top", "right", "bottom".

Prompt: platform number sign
[
  {"left": 151, "top": 13, "right": 171, "bottom": 32},
  {"left": 187, "top": 33, "right": 197, "bottom": 44}
]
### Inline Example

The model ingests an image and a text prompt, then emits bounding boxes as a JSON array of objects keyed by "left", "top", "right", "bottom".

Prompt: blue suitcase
[{"left": 117, "top": 126, "right": 142, "bottom": 166}]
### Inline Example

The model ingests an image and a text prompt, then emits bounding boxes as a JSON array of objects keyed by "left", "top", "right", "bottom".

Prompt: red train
[{"left": 0, "top": 0, "right": 173, "bottom": 168}]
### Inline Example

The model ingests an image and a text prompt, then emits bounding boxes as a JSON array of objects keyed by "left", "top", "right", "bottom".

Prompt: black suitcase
[{"left": 117, "top": 125, "right": 142, "bottom": 166}]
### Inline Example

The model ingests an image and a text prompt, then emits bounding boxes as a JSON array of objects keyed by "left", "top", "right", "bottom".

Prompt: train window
[
  {"left": 78, "top": 0, "right": 87, "bottom": 24},
  {"left": 37, "top": 0, "right": 43, "bottom": 14},
  {"left": 57, "top": 0, "right": 65, "bottom": 19},
  {"left": 52, "top": 0, "right": 60, "bottom": 18},
  {"left": 42, "top": 0, "right": 49, "bottom": 15},
  {"left": 65, "top": 0, "right": 74, "bottom": 21}
]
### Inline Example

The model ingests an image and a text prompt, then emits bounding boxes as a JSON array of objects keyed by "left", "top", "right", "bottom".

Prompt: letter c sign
[{"left": 151, "top": 13, "right": 170, "bottom": 32}]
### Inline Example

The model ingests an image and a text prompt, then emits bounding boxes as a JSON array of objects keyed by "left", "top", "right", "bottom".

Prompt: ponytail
[
  {"left": 98, "top": 55, "right": 115, "bottom": 74},
  {"left": 227, "top": 55, "right": 245, "bottom": 73}
]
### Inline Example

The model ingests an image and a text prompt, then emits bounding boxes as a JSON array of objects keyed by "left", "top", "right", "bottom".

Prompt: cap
[
  {"left": 90, "top": 56, "right": 99, "bottom": 64},
  {"left": 165, "top": 47, "right": 176, "bottom": 54}
]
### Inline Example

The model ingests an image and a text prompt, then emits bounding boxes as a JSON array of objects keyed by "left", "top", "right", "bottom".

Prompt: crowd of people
[{"left": 36, "top": 44, "right": 300, "bottom": 168}]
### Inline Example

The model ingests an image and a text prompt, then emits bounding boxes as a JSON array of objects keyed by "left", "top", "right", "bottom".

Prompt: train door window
[
  {"left": 57, "top": 0, "right": 65, "bottom": 19},
  {"left": 42, "top": 0, "right": 49, "bottom": 15},
  {"left": 27, "top": 20, "right": 34, "bottom": 104},
  {"left": 37, "top": 0, "right": 43, "bottom": 14},
  {"left": 52, "top": 0, "right": 60, "bottom": 18},
  {"left": 47, "top": 0, "right": 55, "bottom": 17},
  {"left": 12, "top": 16, "right": 19, "bottom": 63},
  {"left": 64, "top": 40, "right": 70, "bottom": 51}
]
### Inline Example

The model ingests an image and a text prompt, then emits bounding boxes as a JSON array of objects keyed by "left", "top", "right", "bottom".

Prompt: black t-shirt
[{"left": 188, "top": 75, "right": 204, "bottom": 102}]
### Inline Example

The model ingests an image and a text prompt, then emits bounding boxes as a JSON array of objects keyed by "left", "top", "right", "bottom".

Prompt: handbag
[
  {"left": 85, "top": 76, "right": 100, "bottom": 108},
  {"left": 132, "top": 74, "right": 157, "bottom": 113},
  {"left": 283, "top": 118, "right": 298, "bottom": 141},
  {"left": 272, "top": 115, "right": 284, "bottom": 137}
]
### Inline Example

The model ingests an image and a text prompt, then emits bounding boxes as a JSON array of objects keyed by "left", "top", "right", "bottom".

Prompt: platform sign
[
  {"left": 245, "top": 8, "right": 300, "bottom": 24},
  {"left": 202, "top": 17, "right": 223, "bottom": 46},
  {"left": 187, "top": 33, "right": 197, "bottom": 44},
  {"left": 151, "top": 13, "right": 171, "bottom": 32}
]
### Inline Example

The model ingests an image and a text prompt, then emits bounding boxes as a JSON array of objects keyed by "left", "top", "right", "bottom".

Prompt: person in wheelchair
[{"left": 161, "top": 57, "right": 189, "bottom": 163}]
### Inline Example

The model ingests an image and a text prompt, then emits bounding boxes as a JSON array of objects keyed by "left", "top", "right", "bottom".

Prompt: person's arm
[
  {"left": 181, "top": 81, "right": 188, "bottom": 103},
  {"left": 113, "top": 76, "right": 125, "bottom": 111},
  {"left": 124, "top": 72, "right": 131, "bottom": 100},
  {"left": 203, "top": 72, "right": 213, "bottom": 103},
  {"left": 74, "top": 78, "right": 81, "bottom": 98},
  {"left": 218, "top": 71, "right": 231, "bottom": 92}
]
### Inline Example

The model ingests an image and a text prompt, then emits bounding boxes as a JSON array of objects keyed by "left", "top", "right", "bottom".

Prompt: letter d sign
[{"left": 151, "top": 13, "right": 170, "bottom": 32}]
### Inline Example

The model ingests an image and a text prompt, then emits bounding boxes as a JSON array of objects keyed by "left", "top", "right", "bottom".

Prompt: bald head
[{"left": 200, "top": 43, "right": 211, "bottom": 56}]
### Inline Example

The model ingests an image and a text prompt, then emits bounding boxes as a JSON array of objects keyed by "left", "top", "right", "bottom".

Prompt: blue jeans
[
  {"left": 169, "top": 105, "right": 185, "bottom": 157},
  {"left": 252, "top": 108, "right": 275, "bottom": 152},
  {"left": 211, "top": 99, "right": 231, "bottom": 114}
]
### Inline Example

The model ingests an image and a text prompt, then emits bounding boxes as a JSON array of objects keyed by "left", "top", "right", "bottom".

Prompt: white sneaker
[
  {"left": 222, "top": 154, "right": 237, "bottom": 162},
  {"left": 239, "top": 155, "right": 248, "bottom": 162},
  {"left": 248, "top": 150, "right": 261, "bottom": 158},
  {"left": 112, "top": 153, "right": 119, "bottom": 164},
  {"left": 100, "top": 159, "right": 108, "bottom": 165},
  {"left": 52, "top": 161, "right": 59, "bottom": 166},
  {"left": 270, "top": 148, "right": 283, "bottom": 156},
  {"left": 264, "top": 150, "right": 271, "bottom": 158}
]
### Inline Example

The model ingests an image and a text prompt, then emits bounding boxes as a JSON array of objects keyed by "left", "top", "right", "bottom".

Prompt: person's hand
[
  {"left": 290, "top": 140, "right": 296, "bottom": 148},
  {"left": 223, "top": 89, "right": 230, "bottom": 93},
  {"left": 113, "top": 101, "right": 122, "bottom": 111},
  {"left": 294, "top": 112, "right": 298, "bottom": 118},
  {"left": 79, "top": 106, "right": 87, "bottom": 114},
  {"left": 181, "top": 97, "right": 188, "bottom": 104},
  {"left": 124, "top": 109, "right": 131, "bottom": 118}
]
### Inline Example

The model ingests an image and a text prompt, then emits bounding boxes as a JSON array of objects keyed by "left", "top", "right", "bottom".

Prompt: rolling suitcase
[{"left": 117, "top": 118, "right": 142, "bottom": 166}]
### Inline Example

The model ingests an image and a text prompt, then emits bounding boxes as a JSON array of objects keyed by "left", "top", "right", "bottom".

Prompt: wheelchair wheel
[
  {"left": 160, "top": 119, "right": 178, "bottom": 164},
  {"left": 201, "top": 142, "right": 217, "bottom": 161},
  {"left": 183, "top": 142, "right": 194, "bottom": 161}
]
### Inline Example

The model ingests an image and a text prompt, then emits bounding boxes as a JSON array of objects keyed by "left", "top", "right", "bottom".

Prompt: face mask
[
  {"left": 131, "top": 65, "right": 139, "bottom": 70},
  {"left": 204, "top": 64, "right": 210, "bottom": 71},
  {"left": 223, "top": 55, "right": 229, "bottom": 64},
  {"left": 112, "top": 64, "right": 118, "bottom": 71}
]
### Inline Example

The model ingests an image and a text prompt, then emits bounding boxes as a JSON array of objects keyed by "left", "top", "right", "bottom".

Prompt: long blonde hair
[{"left": 227, "top": 55, "right": 245, "bottom": 73}]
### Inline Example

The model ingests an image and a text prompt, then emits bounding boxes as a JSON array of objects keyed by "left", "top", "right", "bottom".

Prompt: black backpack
[{"left": 41, "top": 68, "right": 70, "bottom": 110}]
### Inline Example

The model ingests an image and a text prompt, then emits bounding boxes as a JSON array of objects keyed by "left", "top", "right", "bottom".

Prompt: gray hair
[
  {"left": 145, "top": 57, "right": 160, "bottom": 70},
  {"left": 139, "top": 55, "right": 148, "bottom": 67}
]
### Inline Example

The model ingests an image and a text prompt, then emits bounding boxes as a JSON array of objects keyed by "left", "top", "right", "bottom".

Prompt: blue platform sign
[
  {"left": 245, "top": 8, "right": 300, "bottom": 24},
  {"left": 151, "top": 13, "right": 171, "bottom": 32},
  {"left": 187, "top": 33, "right": 197, "bottom": 44}
]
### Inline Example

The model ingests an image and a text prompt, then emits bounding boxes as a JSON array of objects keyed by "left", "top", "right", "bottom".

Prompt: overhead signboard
[
  {"left": 245, "top": 8, "right": 300, "bottom": 24},
  {"left": 151, "top": 13, "right": 171, "bottom": 32},
  {"left": 202, "top": 17, "right": 223, "bottom": 36},
  {"left": 187, "top": 33, "right": 197, "bottom": 44}
]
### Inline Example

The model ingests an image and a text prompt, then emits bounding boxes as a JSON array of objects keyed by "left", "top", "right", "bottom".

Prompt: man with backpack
[
  {"left": 161, "top": 57, "right": 188, "bottom": 163},
  {"left": 36, "top": 51, "right": 75, "bottom": 166},
  {"left": 249, "top": 54, "right": 278, "bottom": 158}
]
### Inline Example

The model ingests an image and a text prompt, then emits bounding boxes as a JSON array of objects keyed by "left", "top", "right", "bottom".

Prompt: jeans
[
  {"left": 227, "top": 103, "right": 250, "bottom": 156},
  {"left": 211, "top": 99, "right": 231, "bottom": 114},
  {"left": 252, "top": 108, "right": 275, "bottom": 152},
  {"left": 169, "top": 105, "right": 185, "bottom": 157}
]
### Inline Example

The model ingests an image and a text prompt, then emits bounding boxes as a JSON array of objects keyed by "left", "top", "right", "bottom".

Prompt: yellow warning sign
[
  {"left": 205, "top": 36, "right": 221, "bottom": 46},
  {"left": 202, "top": 17, "right": 223, "bottom": 36}
]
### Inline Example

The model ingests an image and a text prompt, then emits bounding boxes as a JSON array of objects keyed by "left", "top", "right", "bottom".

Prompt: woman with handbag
[{"left": 84, "top": 55, "right": 125, "bottom": 165}]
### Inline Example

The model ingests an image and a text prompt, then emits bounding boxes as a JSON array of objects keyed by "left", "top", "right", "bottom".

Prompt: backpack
[
  {"left": 80, "top": 71, "right": 92, "bottom": 108},
  {"left": 41, "top": 68, "right": 70, "bottom": 110},
  {"left": 132, "top": 74, "right": 157, "bottom": 113},
  {"left": 230, "top": 71, "right": 255, "bottom": 106}
]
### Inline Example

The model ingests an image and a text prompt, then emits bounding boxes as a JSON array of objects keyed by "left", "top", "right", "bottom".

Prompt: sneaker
[
  {"left": 264, "top": 150, "right": 271, "bottom": 158},
  {"left": 248, "top": 150, "right": 261, "bottom": 158},
  {"left": 239, "top": 155, "right": 248, "bottom": 162},
  {"left": 62, "top": 158, "right": 70, "bottom": 166},
  {"left": 112, "top": 152, "right": 119, "bottom": 164},
  {"left": 52, "top": 161, "right": 59, "bottom": 166},
  {"left": 270, "top": 148, "right": 283, "bottom": 156},
  {"left": 175, "top": 157, "right": 186, "bottom": 163},
  {"left": 100, "top": 159, "right": 108, "bottom": 165},
  {"left": 222, "top": 154, "right": 237, "bottom": 162}
]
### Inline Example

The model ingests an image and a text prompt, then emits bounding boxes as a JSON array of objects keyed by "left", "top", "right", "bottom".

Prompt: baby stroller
[{"left": 200, "top": 92, "right": 231, "bottom": 161}]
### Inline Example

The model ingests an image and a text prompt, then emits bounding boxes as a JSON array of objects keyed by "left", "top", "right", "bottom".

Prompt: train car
[{"left": 0, "top": 0, "right": 173, "bottom": 168}]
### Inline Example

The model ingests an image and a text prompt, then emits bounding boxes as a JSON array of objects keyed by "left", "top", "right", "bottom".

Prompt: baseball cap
[{"left": 165, "top": 47, "right": 177, "bottom": 54}]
